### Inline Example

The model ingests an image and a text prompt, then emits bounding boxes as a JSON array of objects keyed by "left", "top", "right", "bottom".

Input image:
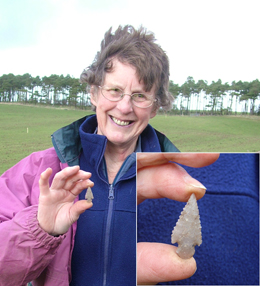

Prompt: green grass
[
  {"left": 1, "top": 103, "right": 260, "bottom": 175},
  {"left": 0, "top": 104, "right": 92, "bottom": 175},
  {"left": 150, "top": 114, "right": 260, "bottom": 152}
]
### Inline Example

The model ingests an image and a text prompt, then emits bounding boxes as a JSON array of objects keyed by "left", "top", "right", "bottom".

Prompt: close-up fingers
[
  {"left": 137, "top": 153, "right": 219, "bottom": 169},
  {"left": 137, "top": 242, "right": 196, "bottom": 285},
  {"left": 137, "top": 162, "right": 206, "bottom": 204}
]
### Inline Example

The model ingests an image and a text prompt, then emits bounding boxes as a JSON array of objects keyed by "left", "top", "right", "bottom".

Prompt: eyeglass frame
[{"left": 98, "top": 85, "right": 158, "bottom": 109}]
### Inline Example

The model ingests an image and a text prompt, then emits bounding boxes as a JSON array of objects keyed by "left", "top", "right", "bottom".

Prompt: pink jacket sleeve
[{"left": 0, "top": 148, "right": 66, "bottom": 286}]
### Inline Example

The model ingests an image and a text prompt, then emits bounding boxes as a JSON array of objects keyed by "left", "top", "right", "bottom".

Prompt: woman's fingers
[
  {"left": 137, "top": 153, "right": 219, "bottom": 169},
  {"left": 44, "top": 166, "right": 93, "bottom": 196},
  {"left": 137, "top": 153, "right": 219, "bottom": 204},
  {"left": 39, "top": 167, "right": 53, "bottom": 196},
  {"left": 137, "top": 242, "right": 196, "bottom": 285},
  {"left": 38, "top": 166, "right": 94, "bottom": 235},
  {"left": 39, "top": 166, "right": 94, "bottom": 201},
  {"left": 137, "top": 162, "right": 206, "bottom": 204},
  {"left": 62, "top": 170, "right": 92, "bottom": 192},
  {"left": 51, "top": 166, "right": 89, "bottom": 189},
  {"left": 68, "top": 179, "right": 94, "bottom": 197}
]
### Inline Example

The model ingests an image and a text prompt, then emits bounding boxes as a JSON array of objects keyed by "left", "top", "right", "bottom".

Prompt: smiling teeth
[{"left": 112, "top": 117, "right": 130, "bottom": 126}]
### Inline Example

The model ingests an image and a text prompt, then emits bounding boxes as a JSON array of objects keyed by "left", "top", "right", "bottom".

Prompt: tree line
[
  {"left": 0, "top": 73, "right": 89, "bottom": 108},
  {"left": 0, "top": 73, "right": 260, "bottom": 115},
  {"left": 169, "top": 76, "right": 260, "bottom": 115}
]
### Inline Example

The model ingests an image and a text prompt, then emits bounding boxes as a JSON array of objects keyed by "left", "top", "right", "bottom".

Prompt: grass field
[
  {"left": 150, "top": 114, "right": 260, "bottom": 152},
  {"left": 0, "top": 103, "right": 260, "bottom": 174}
]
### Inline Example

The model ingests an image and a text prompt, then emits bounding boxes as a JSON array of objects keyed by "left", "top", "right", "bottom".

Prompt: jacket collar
[
  {"left": 79, "top": 115, "right": 107, "bottom": 171},
  {"left": 51, "top": 115, "right": 91, "bottom": 166}
]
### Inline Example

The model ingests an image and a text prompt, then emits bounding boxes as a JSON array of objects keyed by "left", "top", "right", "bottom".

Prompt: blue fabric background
[{"left": 137, "top": 153, "right": 259, "bottom": 285}]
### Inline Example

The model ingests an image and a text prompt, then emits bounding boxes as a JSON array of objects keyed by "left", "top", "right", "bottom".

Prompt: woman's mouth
[{"left": 110, "top": 116, "right": 133, "bottom": 126}]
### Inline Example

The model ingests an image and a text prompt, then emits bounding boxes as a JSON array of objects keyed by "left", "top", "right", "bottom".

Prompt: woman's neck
[{"left": 104, "top": 140, "right": 137, "bottom": 184}]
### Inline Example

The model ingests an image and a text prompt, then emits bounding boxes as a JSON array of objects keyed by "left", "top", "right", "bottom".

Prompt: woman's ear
[
  {"left": 90, "top": 85, "right": 98, "bottom": 107},
  {"left": 150, "top": 108, "right": 157, "bottom": 119},
  {"left": 150, "top": 104, "right": 159, "bottom": 119}
]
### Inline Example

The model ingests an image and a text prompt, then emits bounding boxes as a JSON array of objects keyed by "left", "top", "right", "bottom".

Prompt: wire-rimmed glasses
[{"left": 98, "top": 86, "right": 157, "bottom": 108}]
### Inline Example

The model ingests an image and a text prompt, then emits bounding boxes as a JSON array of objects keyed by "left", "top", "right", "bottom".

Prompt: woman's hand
[
  {"left": 37, "top": 166, "right": 94, "bottom": 236},
  {"left": 137, "top": 153, "right": 219, "bottom": 285}
]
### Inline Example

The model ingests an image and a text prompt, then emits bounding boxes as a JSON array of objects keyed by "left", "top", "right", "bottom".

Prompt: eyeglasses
[{"left": 98, "top": 86, "right": 157, "bottom": 108}]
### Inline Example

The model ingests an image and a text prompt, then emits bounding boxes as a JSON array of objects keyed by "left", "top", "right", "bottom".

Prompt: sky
[{"left": 0, "top": 0, "right": 259, "bottom": 86}]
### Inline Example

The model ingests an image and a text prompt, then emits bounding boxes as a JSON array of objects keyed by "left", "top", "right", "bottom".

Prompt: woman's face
[{"left": 91, "top": 59, "right": 157, "bottom": 149}]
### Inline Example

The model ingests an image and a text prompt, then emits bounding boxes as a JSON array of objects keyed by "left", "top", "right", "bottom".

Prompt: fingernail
[{"left": 184, "top": 175, "right": 206, "bottom": 190}]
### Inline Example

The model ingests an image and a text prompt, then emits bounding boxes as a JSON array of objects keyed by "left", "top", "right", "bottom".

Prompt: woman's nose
[{"left": 116, "top": 94, "right": 133, "bottom": 113}]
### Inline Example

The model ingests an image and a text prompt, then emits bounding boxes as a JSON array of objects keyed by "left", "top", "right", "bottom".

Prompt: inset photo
[{"left": 137, "top": 152, "right": 259, "bottom": 285}]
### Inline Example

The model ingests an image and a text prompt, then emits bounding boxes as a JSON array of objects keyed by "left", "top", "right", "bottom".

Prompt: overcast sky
[{"left": 0, "top": 0, "right": 259, "bottom": 85}]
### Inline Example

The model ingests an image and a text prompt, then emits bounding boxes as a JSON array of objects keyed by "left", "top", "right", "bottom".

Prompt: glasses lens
[
  {"left": 101, "top": 87, "right": 122, "bottom": 101},
  {"left": 100, "top": 86, "right": 156, "bottom": 108},
  {"left": 132, "top": 93, "right": 154, "bottom": 108}
]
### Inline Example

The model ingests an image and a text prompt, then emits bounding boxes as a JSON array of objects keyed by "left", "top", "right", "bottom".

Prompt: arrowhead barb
[{"left": 171, "top": 193, "right": 202, "bottom": 259}]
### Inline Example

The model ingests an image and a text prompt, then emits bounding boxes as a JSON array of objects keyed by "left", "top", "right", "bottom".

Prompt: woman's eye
[
  {"left": 109, "top": 88, "right": 121, "bottom": 93},
  {"left": 133, "top": 93, "right": 146, "bottom": 99}
]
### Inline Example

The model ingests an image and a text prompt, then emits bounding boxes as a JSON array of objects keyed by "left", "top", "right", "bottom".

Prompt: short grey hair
[{"left": 80, "top": 25, "right": 173, "bottom": 111}]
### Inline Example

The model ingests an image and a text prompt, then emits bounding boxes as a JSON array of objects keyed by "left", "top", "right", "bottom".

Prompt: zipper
[
  {"left": 108, "top": 184, "right": 114, "bottom": 199},
  {"left": 103, "top": 184, "right": 115, "bottom": 286},
  {"left": 101, "top": 154, "right": 135, "bottom": 285}
]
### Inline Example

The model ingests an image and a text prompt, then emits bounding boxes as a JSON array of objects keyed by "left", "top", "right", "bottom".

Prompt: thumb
[
  {"left": 69, "top": 200, "right": 93, "bottom": 223},
  {"left": 137, "top": 163, "right": 206, "bottom": 204},
  {"left": 137, "top": 242, "right": 196, "bottom": 285}
]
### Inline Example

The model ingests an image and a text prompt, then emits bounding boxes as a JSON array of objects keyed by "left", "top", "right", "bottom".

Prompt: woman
[{"left": 0, "top": 25, "right": 179, "bottom": 286}]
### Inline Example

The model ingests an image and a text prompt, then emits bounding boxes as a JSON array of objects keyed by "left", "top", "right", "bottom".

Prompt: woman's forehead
[{"left": 103, "top": 59, "right": 155, "bottom": 93}]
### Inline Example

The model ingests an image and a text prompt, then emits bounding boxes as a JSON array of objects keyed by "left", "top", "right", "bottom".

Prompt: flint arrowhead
[
  {"left": 85, "top": 187, "right": 94, "bottom": 203},
  {"left": 171, "top": 193, "right": 202, "bottom": 259}
]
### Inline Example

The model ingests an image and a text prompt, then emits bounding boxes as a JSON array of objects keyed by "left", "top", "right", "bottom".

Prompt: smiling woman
[
  {"left": 89, "top": 59, "right": 158, "bottom": 170},
  {"left": 0, "top": 25, "right": 179, "bottom": 286}
]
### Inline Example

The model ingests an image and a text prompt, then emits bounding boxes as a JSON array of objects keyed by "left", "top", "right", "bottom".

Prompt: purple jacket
[{"left": 0, "top": 147, "right": 73, "bottom": 286}]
